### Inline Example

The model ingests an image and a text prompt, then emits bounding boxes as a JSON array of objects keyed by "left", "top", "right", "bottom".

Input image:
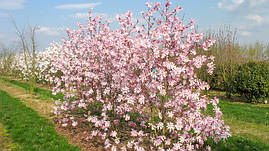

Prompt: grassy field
[
  {"left": 0, "top": 122, "right": 20, "bottom": 151},
  {"left": 0, "top": 77, "right": 269, "bottom": 151},
  {"left": 0, "top": 89, "right": 80, "bottom": 151}
]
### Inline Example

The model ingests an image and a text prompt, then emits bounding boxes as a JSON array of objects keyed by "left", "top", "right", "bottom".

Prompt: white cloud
[
  {"left": 0, "top": 13, "right": 9, "bottom": 17},
  {"left": 240, "top": 31, "right": 252, "bottom": 36},
  {"left": 55, "top": 2, "right": 101, "bottom": 9},
  {"left": 0, "top": 0, "right": 25, "bottom": 10},
  {"left": 224, "top": 5, "right": 237, "bottom": 11},
  {"left": 218, "top": 0, "right": 269, "bottom": 11},
  {"left": 217, "top": 2, "right": 223, "bottom": 8},
  {"left": 218, "top": 0, "right": 244, "bottom": 11},
  {"left": 232, "top": 0, "right": 244, "bottom": 4},
  {"left": 37, "top": 26, "right": 65, "bottom": 36},
  {"left": 245, "top": 14, "right": 264, "bottom": 23},
  {"left": 249, "top": 0, "right": 265, "bottom": 7}
]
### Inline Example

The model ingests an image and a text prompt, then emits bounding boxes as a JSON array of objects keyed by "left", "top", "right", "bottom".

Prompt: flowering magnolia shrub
[
  {"left": 11, "top": 52, "right": 32, "bottom": 80},
  {"left": 10, "top": 42, "right": 62, "bottom": 83},
  {"left": 37, "top": 42, "right": 62, "bottom": 83},
  {"left": 52, "top": 1, "right": 231, "bottom": 150}
]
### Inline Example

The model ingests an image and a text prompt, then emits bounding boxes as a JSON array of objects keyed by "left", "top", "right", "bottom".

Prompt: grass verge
[
  {"left": 0, "top": 90, "right": 80, "bottom": 151},
  {"left": 0, "top": 77, "right": 63, "bottom": 100}
]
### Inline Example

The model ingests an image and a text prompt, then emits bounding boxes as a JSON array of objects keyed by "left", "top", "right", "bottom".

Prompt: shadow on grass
[{"left": 208, "top": 90, "right": 247, "bottom": 103}]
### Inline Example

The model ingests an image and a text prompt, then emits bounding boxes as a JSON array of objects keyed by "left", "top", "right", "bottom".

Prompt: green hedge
[
  {"left": 198, "top": 62, "right": 239, "bottom": 92},
  {"left": 199, "top": 61, "right": 269, "bottom": 103},
  {"left": 232, "top": 61, "right": 269, "bottom": 103}
]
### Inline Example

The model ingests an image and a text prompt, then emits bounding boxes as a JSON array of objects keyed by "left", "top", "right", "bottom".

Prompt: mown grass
[
  {"left": 207, "top": 135, "right": 269, "bottom": 151},
  {"left": 224, "top": 118, "right": 269, "bottom": 143},
  {"left": 202, "top": 100, "right": 269, "bottom": 150},
  {"left": 201, "top": 91, "right": 269, "bottom": 150},
  {"left": 219, "top": 100, "right": 269, "bottom": 126},
  {"left": 207, "top": 91, "right": 269, "bottom": 126},
  {"left": 2, "top": 78, "right": 269, "bottom": 150},
  {"left": 0, "top": 122, "right": 21, "bottom": 151},
  {"left": 0, "top": 78, "right": 63, "bottom": 100},
  {"left": 0, "top": 90, "right": 80, "bottom": 151}
]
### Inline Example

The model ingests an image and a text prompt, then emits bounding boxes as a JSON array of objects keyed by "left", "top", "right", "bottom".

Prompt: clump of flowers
[
  {"left": 11, "top": 52, "right": 32, "bottom": 80},
  {"left": 37, "top": 42, "right": 62, "bottom": 83},
  {"left": 10, "top": 42, "right": 62, "bottom": 83},
  {"left": 52, "top": 1, "right": 231, "bottom": 150}
]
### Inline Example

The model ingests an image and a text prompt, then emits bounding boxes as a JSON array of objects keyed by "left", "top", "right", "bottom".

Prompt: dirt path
[
  {"left": 0, "top": 80, "right": 103, "bottom": 151},
  {"left": 0, "top": 80, "right": 53, "bottom": 150},
  {"left": 0, "top": 80, "right": 54, "bottom": 119}
]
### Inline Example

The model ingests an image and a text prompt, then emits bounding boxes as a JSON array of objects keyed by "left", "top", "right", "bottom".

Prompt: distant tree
[
  {"left": 247, "top": 42, "right": 264, "bottom": 60},
  {"left": 0, "top": 44, "right": 16, "bottom": 76},
  {"left": 12, "top": 19, "right": 39, "bottom": 94},
  {"left": 264, "top": 43, "right": 269, "bottom": 60}
]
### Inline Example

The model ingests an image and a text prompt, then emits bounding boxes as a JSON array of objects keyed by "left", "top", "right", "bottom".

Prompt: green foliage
[
  {"left": 198, "top": 62, "right": 239, "bottom": 94},
  {"left": 202, "top": 60, "right": 269, "bottom": 102},
  {"left": 221, "top": 62, "right": 240, "bottom": 98},
  {"left": 233, "top": 61, "right": 269, "bottom": 103},
  {"left": 0, "top": 90, "right": 80, "bottom": 151},
  {"left": 199, "top": 26, "right": 269, "bottom": 102}
]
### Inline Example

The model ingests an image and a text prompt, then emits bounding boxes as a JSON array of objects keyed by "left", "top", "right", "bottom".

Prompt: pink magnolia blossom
[{"left": 49, "top": 1, "right": 231, "bottom": 150}]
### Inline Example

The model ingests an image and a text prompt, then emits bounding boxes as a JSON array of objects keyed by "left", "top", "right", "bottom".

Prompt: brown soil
[{"left": 54, "top": 123, "right": 106, "bottom": 151}]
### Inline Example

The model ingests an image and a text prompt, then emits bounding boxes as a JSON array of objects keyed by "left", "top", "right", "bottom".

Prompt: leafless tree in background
[{"left": 12, "top": 19, "right": 38, "bottom": 94}]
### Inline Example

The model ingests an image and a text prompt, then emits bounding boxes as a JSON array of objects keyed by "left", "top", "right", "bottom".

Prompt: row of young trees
[{"left": 0, "top": 42, "right": 61, "bottom": 82}]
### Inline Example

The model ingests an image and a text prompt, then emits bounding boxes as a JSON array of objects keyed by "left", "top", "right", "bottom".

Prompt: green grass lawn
[
  {"left": 0, "top": 122, "right": 21, "bottom": 151},
  {"left": 219, "top": 100, "right": 269, "bottom": 125},
  {"left": 200, "top": 100, "right": 269, "bottom": 151},
  {"left": 1, "top": 78, "right": 64, "bottom": 101},
  {"left": 1, "top": 77, "right": 269, "bottom": 151},
  {"left": 0, "top": 90, "right": 80, "bottom": 151}
]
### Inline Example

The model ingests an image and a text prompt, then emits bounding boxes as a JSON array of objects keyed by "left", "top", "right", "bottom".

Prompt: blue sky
[{"left": 0, "top": 0, "right": 268, "bottom": 51}]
